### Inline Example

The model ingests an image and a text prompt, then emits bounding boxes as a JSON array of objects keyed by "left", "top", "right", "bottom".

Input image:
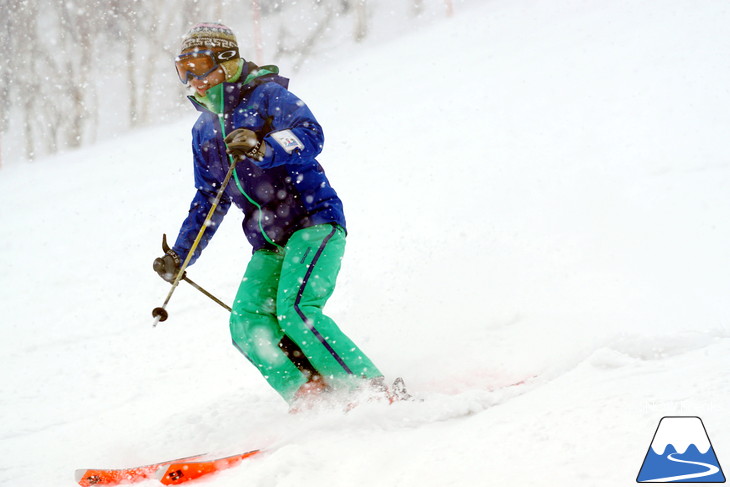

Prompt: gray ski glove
[
  {"left": 153, "top": 249, "right": 181, "bottom": 283},
  {"left": 224, "top": 128, "right": 266, "bottom": 162}
]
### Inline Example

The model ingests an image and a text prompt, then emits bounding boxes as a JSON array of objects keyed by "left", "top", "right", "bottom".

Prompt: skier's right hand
[
  {"left": 153, "top": 250, "right": 182, "bottom": 283},
  {"left": 224, "top": 128, "right": 266, "bottom": 162}
]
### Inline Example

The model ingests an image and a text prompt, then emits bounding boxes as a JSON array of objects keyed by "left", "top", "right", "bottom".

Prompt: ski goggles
[{"left": 174, "top": 48, "right": 239, "bottom": 84}]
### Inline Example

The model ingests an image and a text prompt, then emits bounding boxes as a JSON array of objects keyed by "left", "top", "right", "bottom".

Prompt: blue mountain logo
[{"left": 637, "top": 416, "right": 725, "bottom": 483}]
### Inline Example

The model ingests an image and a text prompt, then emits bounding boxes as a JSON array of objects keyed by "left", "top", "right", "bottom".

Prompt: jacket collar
[{"left": 188, "top": 62, "right": 289, "bottom": 115}]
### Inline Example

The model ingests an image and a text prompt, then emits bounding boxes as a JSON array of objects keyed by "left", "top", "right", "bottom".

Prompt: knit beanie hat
[
  {"left": 180, "top": 22, "right": 242, "bottom": 81},
  {"left": 181, "top": 22, "right": 238, "bottom": 52}
]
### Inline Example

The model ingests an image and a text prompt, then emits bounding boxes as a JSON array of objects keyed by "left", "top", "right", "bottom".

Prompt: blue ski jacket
[{"left": 172, "top": 63, "right": 346, "bottom": 264}]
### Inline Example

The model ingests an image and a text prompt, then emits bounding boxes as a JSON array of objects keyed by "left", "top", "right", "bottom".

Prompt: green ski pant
[{"left": 229, "top": 224, "right": 382, "bottom": 402}]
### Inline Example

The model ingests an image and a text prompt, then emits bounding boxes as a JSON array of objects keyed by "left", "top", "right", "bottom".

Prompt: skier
[{"left": 153, "top": 22, "right": 390, "bottom": 410}]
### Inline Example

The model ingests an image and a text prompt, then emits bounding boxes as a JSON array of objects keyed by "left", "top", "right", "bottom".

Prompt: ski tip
[
  {"left": 74, "top": 469, "right": 100, "bottom": 487},
  {"left": 154, "top": 464, "right": 170, "bottom": 481}
]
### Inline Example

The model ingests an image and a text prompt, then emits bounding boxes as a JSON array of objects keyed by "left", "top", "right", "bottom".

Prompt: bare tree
[
  {"left": 276, "top": 8, "right": 336, "bottom": 71},
  {"left": 273, "top": 0, "right": 375, "bottom": 70},
  {"left": 354, "top": 0, "right": 368, "bottom": 42},
  {"left": 55, "top": 2, "right": 96, "bottom": 149},
  {"left": 10, "top": 0, "right": 41, "bottom": 160},
  {"left": 250, "top": 0, "right": 264, "bottom": 63},
  {"left": 136, "top": 3, "right": 184, "bottom": 125},
  {"left": 105, "top": 1, "right": 141, "bottom": 127},
  {"left": 2, "top": 0, "right": 437, "bottom": 165},
  {"left": 412, "top": 0, "right": 424, "bottom": 17},
  {"left": 104, "top": 1, "right": 205, "bottom": 127},
  {"left": 0, "top": 5, "right": 11, "bottom": 167},
  {"left": 444, "top": 0, "right": 454, "bottom": 17}
]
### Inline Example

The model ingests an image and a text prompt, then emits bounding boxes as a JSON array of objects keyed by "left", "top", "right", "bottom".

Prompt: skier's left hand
[{"left": 225, "top": 128, "right": 266, "bottom": 162}]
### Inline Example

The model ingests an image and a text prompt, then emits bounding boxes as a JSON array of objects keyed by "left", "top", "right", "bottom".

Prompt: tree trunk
[
  {"left": 412, "top": 0, "right": 424, "bottom": 17},
  {"left": 354, "top": 0, "right": 367, "bottom": 43},
  {"left": 23, "top": 96, "right": 35, "bottom": 161},
  {"left": 127, "top": 33, "right": 139, "bottom": 126},
  {"left": 251, "top": 0, "right": 264, "bottom": 63}
]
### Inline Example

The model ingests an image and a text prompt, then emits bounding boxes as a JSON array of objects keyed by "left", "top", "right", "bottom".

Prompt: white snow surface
[{"left": 2, "top": 1, "right": 730, "bottom": 486}]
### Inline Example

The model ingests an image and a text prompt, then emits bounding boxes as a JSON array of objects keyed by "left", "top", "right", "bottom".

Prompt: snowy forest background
[{"left": 0, "top": 0, "right": 457, "bottom": 166}]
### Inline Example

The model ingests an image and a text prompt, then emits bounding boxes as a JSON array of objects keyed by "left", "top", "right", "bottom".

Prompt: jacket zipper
[{"left": 216, "top": 111, "right": 283, "bottom": 251}]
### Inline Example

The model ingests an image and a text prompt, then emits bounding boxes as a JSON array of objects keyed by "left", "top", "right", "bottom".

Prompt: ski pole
[
  {"left": 158, "top": 233, "right": 232, "bottom": 312},
  {"left": 182, "top": 275, "right": 232, "bottom": 312},
  {"left": 152, "top": 160, "right": 237, "bottom": 326}
]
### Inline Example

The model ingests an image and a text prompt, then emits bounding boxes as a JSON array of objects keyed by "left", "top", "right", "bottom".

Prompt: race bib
[{"left": 270, "top": 129, "right": 305, "bottom": 154}]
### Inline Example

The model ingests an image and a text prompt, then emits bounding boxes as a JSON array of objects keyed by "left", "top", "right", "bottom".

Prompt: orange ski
[
  {"left": 75, "top": 454, "right": 205, "bottom": 486},
  {"left": 157, "top": 450, "right": 262, "bottom": 485}
]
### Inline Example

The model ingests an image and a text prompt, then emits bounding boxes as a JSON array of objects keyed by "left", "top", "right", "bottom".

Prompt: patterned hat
[{"left": 180, "top": 22, "right": 239, "bottom": 52}]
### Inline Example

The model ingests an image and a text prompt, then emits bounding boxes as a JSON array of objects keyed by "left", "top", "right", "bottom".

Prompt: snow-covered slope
[{"left": 2, "top": 1, "right": 730, "bottom": 486}]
